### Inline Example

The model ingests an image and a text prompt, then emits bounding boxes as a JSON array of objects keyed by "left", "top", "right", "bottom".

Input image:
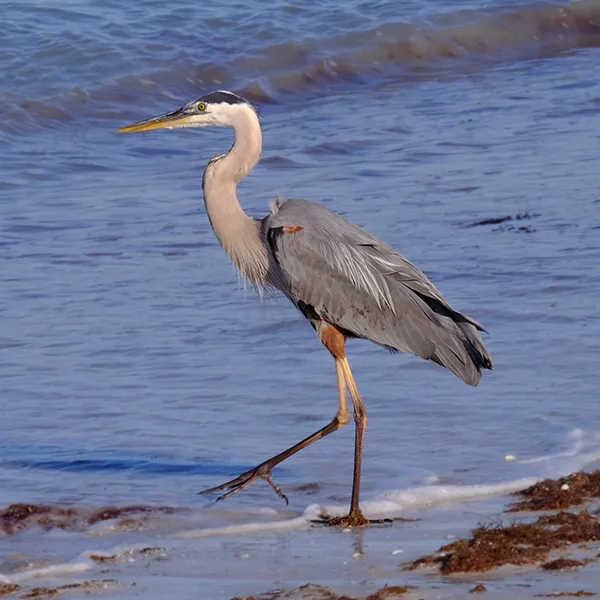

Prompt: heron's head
[{"left": 118, "top": 90, "right": 255, "bottom": 133}]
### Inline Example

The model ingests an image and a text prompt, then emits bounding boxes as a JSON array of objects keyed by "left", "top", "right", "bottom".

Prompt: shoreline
[{"left": 2, "top": 471, "right": 600, "bottom": 599}]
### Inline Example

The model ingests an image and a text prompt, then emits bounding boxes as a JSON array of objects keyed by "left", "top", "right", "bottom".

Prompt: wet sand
[
  {"left": 229, "top": 471, "right": 600, "bottom": 600},
  {"left": 2, "top": 471, "right": 600, "bottom": 599}
]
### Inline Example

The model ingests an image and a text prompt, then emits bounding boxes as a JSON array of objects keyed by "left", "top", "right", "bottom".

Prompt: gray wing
[{"left": 262, "top": 199, "right": 492, "bottom": 386}]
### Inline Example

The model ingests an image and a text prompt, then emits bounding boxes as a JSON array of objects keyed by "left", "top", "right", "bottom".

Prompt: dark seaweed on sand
[
  {"left": 509, "top": 471, "right": 600, "bottom": 512},
  {"left": 231, "top": 583, "right": 414, "bottom": 600},
  {"left": 405, "top": 509, "right": 600, "bottom": 574},
  {"left": 0, "top": 503, "right": 174, "bottom": 536}
]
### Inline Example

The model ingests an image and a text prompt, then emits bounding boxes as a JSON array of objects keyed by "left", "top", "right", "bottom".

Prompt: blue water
[{"left": 2, "top": 0, "right": 600, "bottom": 597}]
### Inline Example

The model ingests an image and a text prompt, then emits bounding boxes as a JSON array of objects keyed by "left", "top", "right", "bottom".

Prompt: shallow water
[{"left": 2, "top": 0, "right": 600, "bottom": 597}]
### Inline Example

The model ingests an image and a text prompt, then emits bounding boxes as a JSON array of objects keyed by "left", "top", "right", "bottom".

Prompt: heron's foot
[
  {"left": 199, "top": 463, "right": 288, "bottom": 504},
  {"left": 315, "top": 509, "right": 391, "bottom": 528}
]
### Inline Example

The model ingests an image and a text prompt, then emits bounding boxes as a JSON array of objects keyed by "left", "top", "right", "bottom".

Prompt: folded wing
[{"left": 263, "top": 199, "right": 493, "bottom": 386}]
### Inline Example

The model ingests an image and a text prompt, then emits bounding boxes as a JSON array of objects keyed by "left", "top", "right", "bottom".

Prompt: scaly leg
[
  {"left": 199, "top": 359, "right": 350, "bottom": 502},
  {"left": 341, "top": 356, "right": 369, "bottom": 525},
  {"left": 319, "top": 355, "right": 370, "bottom": 527}
]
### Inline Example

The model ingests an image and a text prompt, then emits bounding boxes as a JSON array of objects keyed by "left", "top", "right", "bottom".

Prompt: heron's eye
[{"left": 197, "top": 102, "right": 207, "bottom": 112}]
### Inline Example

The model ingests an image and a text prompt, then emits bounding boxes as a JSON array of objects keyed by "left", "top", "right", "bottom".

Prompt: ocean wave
[{"left": 4, "top": 0, "right": 599, "bottom": 134}]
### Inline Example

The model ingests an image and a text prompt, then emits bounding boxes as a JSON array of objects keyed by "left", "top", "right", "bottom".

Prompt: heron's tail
[{"left": 430, "top": 320, "right": 493, "bottom": 386}]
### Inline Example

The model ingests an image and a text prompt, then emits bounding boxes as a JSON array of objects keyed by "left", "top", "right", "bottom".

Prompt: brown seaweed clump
[
  {"left": 540, "top": 558, "right": 590, "bottom": 571},
  {"left": 405, "top": 510, "right": 600, "bottom": 574},
  {"left": 509, "top": 471, "right": 600, "bottom": 512},
  {"left": 20, "top": 580, "right": 118, "bottom": 599},
  {"left": 231, "top": 583, "right": 414, "bottom": 600},
  {"left": 535, "top": 592, "right": 596, "bottom": 597},
  {"left": 0, "top": 504, "right": 79, "bottom": 536},
  {"left": 0, "top": 503, "right": 174, "bottom": 536},
  {"left": 0, "top": 583, "right": 20, "bottom": 597},
  {"left": 354, "top": 587, "right": 413, "bottom": 600}
]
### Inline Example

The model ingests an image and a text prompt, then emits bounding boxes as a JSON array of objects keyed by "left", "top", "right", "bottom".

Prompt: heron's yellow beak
[{"left": 118, "top": 109, "right": 192, "bottom": 133}]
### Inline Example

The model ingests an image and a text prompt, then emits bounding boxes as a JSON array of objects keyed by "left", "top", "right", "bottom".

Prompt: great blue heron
[{"left": 119, "top": 90, "right": 493, "bottom": 527}]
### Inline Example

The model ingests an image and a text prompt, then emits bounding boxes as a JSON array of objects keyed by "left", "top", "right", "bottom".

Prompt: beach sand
[{"left": 2, "top": 471, "right": 600, "bottom": 599}]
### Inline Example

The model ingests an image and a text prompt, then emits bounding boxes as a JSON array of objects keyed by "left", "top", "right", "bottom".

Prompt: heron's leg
[
  {"left": 199, "top": 358, "right": 350, "bottom": 502},
  {"left": 339, "top": 356, "right": 368, "bottom": 526}
]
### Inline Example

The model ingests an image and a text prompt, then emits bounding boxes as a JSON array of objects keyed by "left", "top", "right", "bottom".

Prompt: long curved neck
[{"left": 202, "top": 107, "right": 269, "bottom": 285}]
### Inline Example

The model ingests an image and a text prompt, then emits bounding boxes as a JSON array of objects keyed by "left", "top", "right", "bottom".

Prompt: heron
[{"left": 118, "top": 90, "right": 493, "bottom": 527}]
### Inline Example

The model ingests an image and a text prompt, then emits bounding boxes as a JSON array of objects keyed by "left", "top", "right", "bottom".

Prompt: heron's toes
[
  {"left": 260, "top": 470, "right": 288, "bottom": 504},
  {"left": 199, "top": 463, "right": 288, "bottom": 504},
  {"left": 216, "top": 472, "right": 259, "bottom": 501}
]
